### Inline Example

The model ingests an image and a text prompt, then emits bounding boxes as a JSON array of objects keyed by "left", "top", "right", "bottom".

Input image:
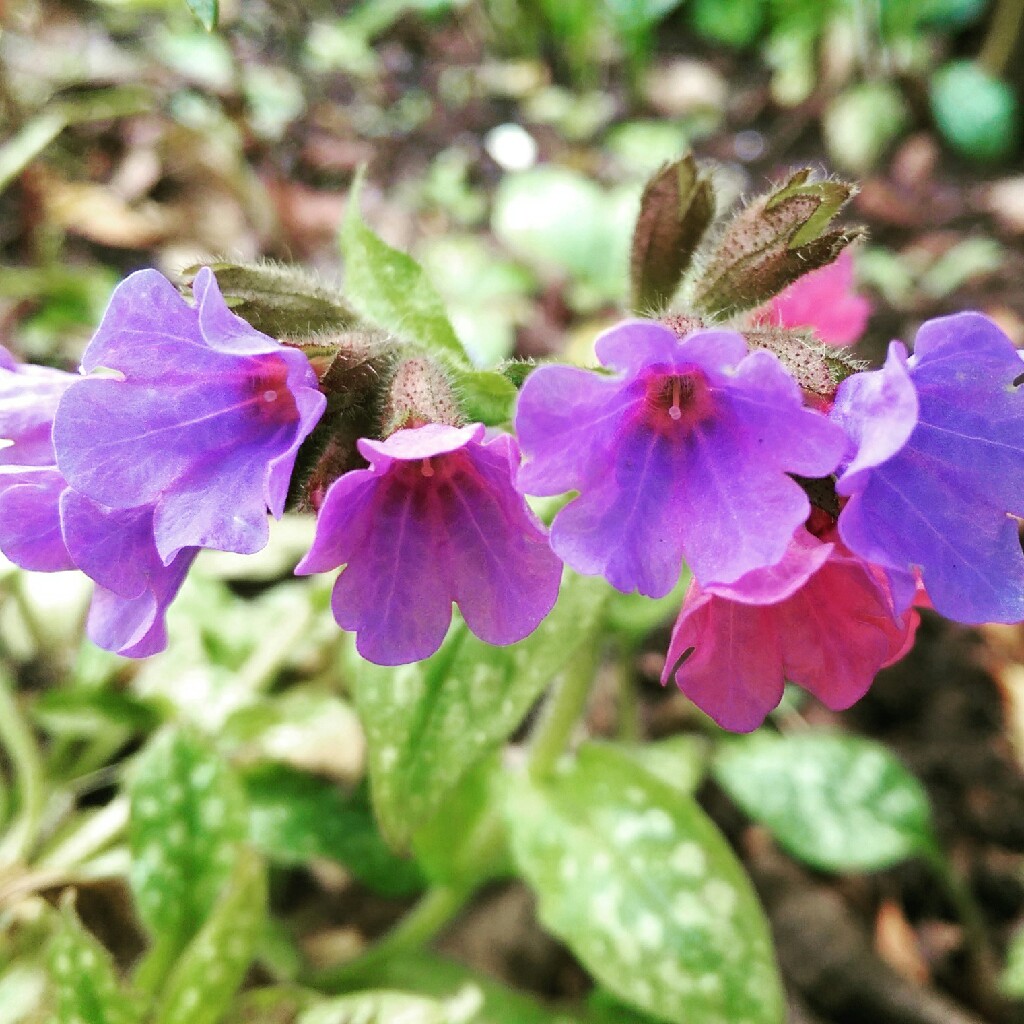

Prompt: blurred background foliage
[{"left": 3, "top": 1, "right": 1024, "bottom": 1023}]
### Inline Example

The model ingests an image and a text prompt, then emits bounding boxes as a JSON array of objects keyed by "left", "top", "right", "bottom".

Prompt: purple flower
[
  {"left": 54, "top": 268, "right": 326, "bottom": 561},
  {"left": 0, "top": 348, "right": 78, "bottom": 571},
  {"left": 831, "top": 312, "right": 1024, "bottom": 624},
  {"left": 0, "top": 348, "right": 74, "bottom": 468},
  {"left": 62, "top": 494, "right": 197, "bottom": 657},
  {"left": 663, "top": 527, "right": 918, "bottom": 732},
  {"left": 296, "top": 422, "right": 562, "bottom": 665},
  {"left": 0, "top": 346, "right": 196, "bottom": 657},
  {"left": 514, "top": 320, "right": 848, "bottom": 597}
]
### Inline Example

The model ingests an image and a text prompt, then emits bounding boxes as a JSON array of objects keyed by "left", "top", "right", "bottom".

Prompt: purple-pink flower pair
[
  {"left": 513, "top": 309, "right": 1024, "bottom": 731},
  {"left": 0, "top": 268, "right": 325, "bottom": 655}
]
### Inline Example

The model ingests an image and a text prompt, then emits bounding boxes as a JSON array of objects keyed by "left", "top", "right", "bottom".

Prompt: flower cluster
[
  {"left": 0, "top": 269, "right": 325, "bottom": 655},
  {"left": 3, "top": 244, "right": 1024, "bottom": 732}
]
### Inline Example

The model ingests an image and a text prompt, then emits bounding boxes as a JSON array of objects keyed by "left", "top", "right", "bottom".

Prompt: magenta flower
[
  {"left": 831, "top": 312, "right": 1024, "bottom": 624},
  {"left": 514, "top": 320, "right": 848, "bottom": 597},
  {"left": 663, "top": 528, "right": 918, "bottom": 732},
  {"left": 54, "top": 268, "right": 326, "bottom": 561},
  {"left": 759, "top": 249, "right": 871, "bottom": 347},
  {"left": 296, "top": 422, "right": 562, "bottom": 665}
]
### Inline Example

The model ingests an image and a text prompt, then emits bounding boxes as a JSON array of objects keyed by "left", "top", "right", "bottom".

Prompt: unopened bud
[
  {"left": 179, "top": 261, "right": 356, "bottom": 338},
  {"left": 693, "top": 170, "right": 863, "bottom": 320},
  {"left": 630, "top": 155, "right": 715, "bottom": 315},
  {"left": 381, "top": 357, "right": 463, "bottom": 435},
  {"left": 744, "top": 327, "right": 865, "bottom": 400}
]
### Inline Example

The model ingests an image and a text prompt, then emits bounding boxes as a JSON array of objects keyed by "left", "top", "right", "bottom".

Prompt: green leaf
[
  {"left": 35, "top": 687, "right": 161, "bottom": 738},
  {"left": 592, "top": 737, "right": 710, "bottom": 796},
  {"left": 185, "top": 0, "right": 219, "bottom": 31},
  {"left": 930, "top": 61, "right": 1019, "bottom": 163},
  {"left": 128, "top": 727, "right": 248, "bottom": 952},
  {"left": 690, "top": 0, "right": 765, "bottom": 47},
  {"left": 244, "top": 764, "right": 424, "bottom": 897},
  {"left": 353, "top": 571, "right": 609, "bottom": 847},
  {"left": 919, "top": 238, "right": 1004, "bottom": 299},
  {"left": 714, "top": 732, "right": 937, "bottom": 872},
  {"left": 455, "top": 370, "right": 519, "bottom": 425},
  {"left": 604, "top": 0, "right": 686, "bottom": 33},
  {"left": 1000, "top": 925, "right": 1024, "bottom": 998},
  {"left": 48, "top": 903, "right": 143, "bottom": 1024},
  {"left": 298, "top": 988, "right": 483, "bottom": 1024},
  {"left": 505, "top": 745, "right": 783, "bottom": 1024},
  {"left": 152, "top": 847, "right": 266, "bottom": 1024},
  {"left": 179, "top": 262, "right": 357, "bottom": 339},
  {"left": 223, "top": 688, "right": 363, "bottom": 782},
  {"left": 411, "top": 757, "right": 508, "bottom": 886},
  {"left": 352, "top": 953, "right": 591, "bottom": 1023},
  {"left": 340, "top": 170, "right": 469, "bottom": 368}
]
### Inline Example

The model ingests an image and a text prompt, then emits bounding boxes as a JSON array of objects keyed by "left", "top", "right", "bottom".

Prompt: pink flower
[
  {"left": 662, "top": 525, "right": 917, "bottom": 732},
  {"left": 296, "top": 422, "right": 563, "bottom": 665},
  {"left": 760, "top": 250, "right": 871, "bottom": 347}
]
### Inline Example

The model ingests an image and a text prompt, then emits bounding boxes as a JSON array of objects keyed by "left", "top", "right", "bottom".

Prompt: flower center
[
  {"left": 642, "top": 368, "right": 713, "bottom": 432},
  {"left": 250, "top": 359, "right": 298, "bottom": 425}
]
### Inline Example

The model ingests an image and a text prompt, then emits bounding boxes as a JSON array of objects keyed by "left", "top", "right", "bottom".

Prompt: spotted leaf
[{"left": 504, "top": 745, "right": 783, "bottom": 1024}]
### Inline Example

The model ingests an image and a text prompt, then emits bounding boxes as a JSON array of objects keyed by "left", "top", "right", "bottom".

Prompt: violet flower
[
  {"left": 831, "top": 312, "right": 1024, "bottom": 624},
  {"left": 54, "top": 268, "right": 326, "bottom": 561},
  {"left": 663, "top": 527, "right": 918, "bottom": 732},
  {"left": 296, "top": 422, "right": 562, "bottom": 665},
  {"left": 0, "top": 348, "right": 77, "bottom": 571},
  {"left": 0, "top": 345, "right": 196, "bottom": 656},
  {"left": 514, "top": 320, "right": 848, "bottom": 597}
]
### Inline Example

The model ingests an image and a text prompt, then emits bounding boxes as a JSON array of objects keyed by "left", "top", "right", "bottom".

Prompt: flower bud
[
  {"left": 630, "top": 155, "right": 715, "bottom": 315},
  {"left": 179, "top": 261, "right": 356, "bottom": 339},
  {"left": 380, "top": 356, "right": 463, "bottom": 435},
  {"left": 693, "top": 170, "right": 863, "bottom": 319}
]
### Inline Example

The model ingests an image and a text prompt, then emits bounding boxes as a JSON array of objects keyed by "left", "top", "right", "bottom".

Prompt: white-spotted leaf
[
  {"left": 128, "top": 727, "right": 248, "bottom": 950},
  {"left": 505, "top": 745, "right": 784, "bottom": 1024},
  {"left": 48, "top": 904, "right": 143, "bottom": 1024},
  {"left": 298, "top": 987, "right": 483, "bottom": 1024},
  {"left": 353, "top": 571, "right": 608, "bottom": 847},
  {"left": 714, "top": 732, "right": 937, "bottom": 872},
  {"left": 152, "top": 847, "right": 266, "bottom": 1024}
]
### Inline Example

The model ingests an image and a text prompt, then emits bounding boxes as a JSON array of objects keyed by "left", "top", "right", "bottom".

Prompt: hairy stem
[{"left": 527, "top": 642, "right": 600, "bottom": 781}]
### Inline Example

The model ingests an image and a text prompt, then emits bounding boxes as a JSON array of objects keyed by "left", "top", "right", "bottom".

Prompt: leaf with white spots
[
  {"left": 588, "top": 737, "right": 710, "bottom": 796},
  {"left": 298, "top": 987, "right": 483, "bottom": 1024},
  {"left": 152, "top": 846, "right": 266, "bottom": 1024},
  {"left": 244, "top": 764, "right": 424, "bottom": 897},
  {"left": 505, "top": 745, "right": 784, "bottom": 1024},
  {"left": 128, "top": 727, "right": 248, "bottom": 954},
  {"left": 713, "top": 732, "right": 937, "bottom": 872},
  {"left": 48, "top": 902, "right": 144, "bottom": 1024},
  {"left": 353, "top": 571, "right": 609, "bottom": 847}
]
